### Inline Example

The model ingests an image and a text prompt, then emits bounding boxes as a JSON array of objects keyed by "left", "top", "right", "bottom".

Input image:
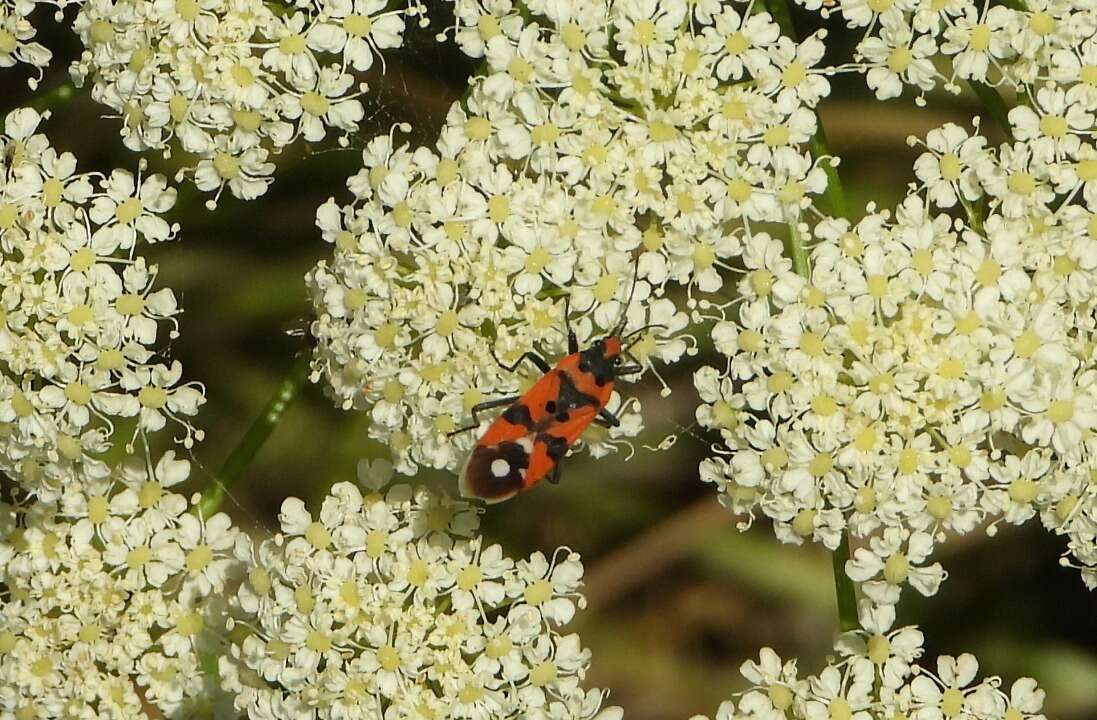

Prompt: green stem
[
  {"left": 832, "top": 533, "right": 860, "bottom": 632},
  {"left": 959, "top": 194, "right": 984, "bottom": 233},
  {"left": 785, "top": 216, "right": 810, "bottom": 277},
  {"left": 762, "top": 0, "right": 796, "bottom": 36},
  {"left": 809, "top": 127, "right": 849, "bottom": 219},
  {"left": 968, "top": 81, "right": 1014, "bottom": 141},
  {"left": 195, "top": 352, "right": 312, "bottom": 518},
  {"left": 28, "top": 80, "right": 78, "bottom": 113}
]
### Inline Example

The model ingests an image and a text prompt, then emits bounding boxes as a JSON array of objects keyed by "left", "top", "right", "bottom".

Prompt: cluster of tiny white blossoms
[
  {"left": 2, "top": 90, "right": 618, "bottom": 720},
  {"left": 0, "top": 107, "right": 204, "bottom": 502},
  {"left": 1, "top": 110, "right": 221, "bottom": 720},
  {"left": 1, "top": 0, "right": 72, "bottom": 85},
  {"left": 695, "top": 0, "right": 1097, "bottom": 600},
  {"left": 797, "top": 0, "right": 1097, "bottom": 103},
  {"left": 68, "top": 0, "right": 426, "bottom": 205},
  {"left": 0, "top": 451, "right": 242, "bottom": 719},
  {"left": 690, "top": 603, "right": 1046, "bottom": 720},
  {"left": 307, "top": 0, "right": 841, "bottom": 473},
  {"left": 220, "top": 463, "right": 619, "bottom": 720}
]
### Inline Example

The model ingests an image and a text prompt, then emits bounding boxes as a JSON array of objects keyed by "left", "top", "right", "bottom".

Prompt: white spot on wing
[
  {"left": 516, "top": 436, "right": 534, "bottom": 453},
  {"left": 491, "top": 458, "right": 510, "bottom": 477}
]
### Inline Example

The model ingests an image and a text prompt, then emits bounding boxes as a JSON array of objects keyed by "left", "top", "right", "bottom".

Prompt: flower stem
[
  {"left": 959, "top": 194, "right": 984, "bottom": 233},
  {"left": 195, "top": 352, "right": 312, "bottom": 518},
  {"left": 832, "top": 533, "right": 860, "bottom": 631},
  {"left": 785, "top": 215, "right": 810, "bottom": 277},
  {"left": 967, "top": 81, "right": 1014, "bottom": 141},
  {"left": 29, "top": 80, "right": 78, "bottom": 113},
  {"left": 809, "top": 126, "right": 849, "bottom": 219}
]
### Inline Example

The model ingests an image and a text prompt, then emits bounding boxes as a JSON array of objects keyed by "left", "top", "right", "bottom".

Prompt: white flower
[
  {"left": 0, "top": 2, "right": 52, "bottom": 86},
  {"left": 910, "top": 654, "right": 981, "bottom": 720},
  {"left": 356, "top": 456, "right": 395, "bottom": 490},
  {"left": 940, "top": 5, "right": 1016, "bottom": 82},
  {"left": 1009, "top": 86, "right": 1090, "bottom": 163},
  {"left": 847, "top": 531, "right": 946, "bottom": 605},
  {"left": 701, "top": 6, "right": 781, "bottom": 81},
  {"left": 307, "top": 0, "right": 406, "bottom": 72},
  {"left": 830, "top": 602, "right": 924, "bottom": 690},
  {"left": 912, "top": 122, "right": 988, "bottom": 208},
  {"left": 858, "top": 12, "right": 939, "bottom": 100}
]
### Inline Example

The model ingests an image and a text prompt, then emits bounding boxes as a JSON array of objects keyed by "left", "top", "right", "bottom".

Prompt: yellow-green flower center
[{"left": 343, "top": 14, "right": 372, "bottom": 36}]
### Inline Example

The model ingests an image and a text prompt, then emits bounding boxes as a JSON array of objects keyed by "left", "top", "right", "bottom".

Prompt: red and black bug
[{"left": 452, "top": 274, "right": 655, "bottom": 503}]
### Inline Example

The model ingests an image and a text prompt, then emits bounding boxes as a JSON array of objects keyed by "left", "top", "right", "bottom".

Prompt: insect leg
[
  {"left": 549, "top": 463, "right": 563, "bottom": 484},
  {"left": 447, "top": 395, "right": 521, "bottom": 436},
  {"left": 595, "top": 407, "right": 621, "bottom": 428},
  {"left": 491, "top": 348, "right": 552, "bottom": 374},
  {"left": 563, "top": 294, "right": 577, "bottom": 354}
]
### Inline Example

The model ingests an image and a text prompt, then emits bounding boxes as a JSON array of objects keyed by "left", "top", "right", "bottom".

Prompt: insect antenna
[
  {"left": 622, "top": 322, "right": 667, "bottom": 351},
  {"left": 610, "top": 255, "right": 642, "bottom": 339}
]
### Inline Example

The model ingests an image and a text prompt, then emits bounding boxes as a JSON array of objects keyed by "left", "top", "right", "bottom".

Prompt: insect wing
[
  {"left": 540, "top": 404, "right": 600, "bottom": 449},
  {"left": 463, "top": 404, "right": 601, "bottom": 502},
  {"left": 460, "top": 431, "right": 538, "bottom": 503},
  {"left": 478, "top": 372, "right": 559, "bottom": 447},
  {"left": 459, "top": 372, "right": 561, "bottom": 503}
]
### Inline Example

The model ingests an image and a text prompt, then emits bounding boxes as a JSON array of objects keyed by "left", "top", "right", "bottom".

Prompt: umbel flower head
[
  {"left": 69, "top": 0, "right": 426, "bottom": 204},
  {"left": 792, "top": 0, "right": 1097, "bottom": 105},
  {"left": 697, "top": 96, "right": 1097, "bottom": 599},
  {"left": 691, "top": 602, "right": 1046, "bottom": 720},
  {"left": 220, "top": 467, "right": 620, "bottom": 720},
  {"left": 688, "top": 0, "right": 1097, "bottom": 601},
  {"left": 0, "top": 451, "right": 241, "bottom": 720},
  {"left": 0, "top": 107, "right": 204, "bottom": 502},
  {"left": 308, "top": 0, "right": 836, "bottom": 475}
]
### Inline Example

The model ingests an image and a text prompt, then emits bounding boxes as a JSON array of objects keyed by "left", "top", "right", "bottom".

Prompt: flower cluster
[
  {"left": 696, "top": 0, "right": 1097, "bottom": 600},
  {"left": 692, "top": 604, "right": 1046, "bottom": 720},
  {"left": 698, "top": 119, "right": 1097, "bottom": 602},
  {"left": 0, "top": 0, "right": 72, "bottom": 86},
  {"left": 699, "top": 108, "right": 1097, "bottom": 601},
  {"left": 0, "top": 107, "right": 204, "bottom": 502},
  {"left": 802, "top": 0, "right": 1097, "bottom": 103},
  {"left": 69, "top": 0, "right": 424, "bottom": 204},
  {"left": 308, "top": 0, "right": 839, "bottom": 475},
  {"left": 2, "top": 103, "right": 618, "bottom": 720},
  {"left": 0, "top": 451, "right": 241, "bottom": 720},
  {"left": 688, "top": 0, "right": 1097, "bottom": 597},
  {"left": 220, "top": 470, "right": 617, "bottom": 720}
]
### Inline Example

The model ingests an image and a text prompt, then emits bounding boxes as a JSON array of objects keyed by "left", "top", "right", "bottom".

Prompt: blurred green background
[{"left": 3, "top": 3, "right": 1097, "bottom": 718}]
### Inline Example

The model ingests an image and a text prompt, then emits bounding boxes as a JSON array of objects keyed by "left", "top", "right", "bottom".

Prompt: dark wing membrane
[{"left": 459, "top": 436, "right": 534, "bottom": 504}]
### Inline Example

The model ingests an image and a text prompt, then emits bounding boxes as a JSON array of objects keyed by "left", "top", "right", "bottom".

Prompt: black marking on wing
[
  {"left": 542, "top": 433, "right": 569, "bottom": 462},
  {"left": 502, "top": 403, "right": 534, "bottom": 428},
  {"left": 579, "top": 345, "right": 616, "bottom": 386},
  {"left": 462, "top": 441, "right": 531, "bottom": 502},
  {"left": 556, "top": 371, "right": 599, "bottom": 414}
]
